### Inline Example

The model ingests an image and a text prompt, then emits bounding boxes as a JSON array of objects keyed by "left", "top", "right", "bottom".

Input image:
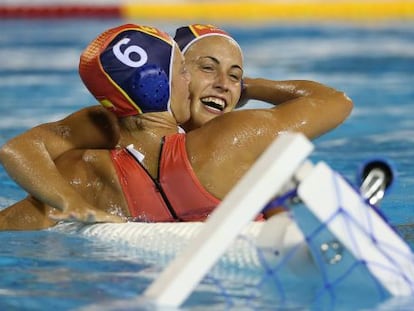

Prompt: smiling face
[{"left": 182, "top": 36, "right": 244, "bottom": 131}]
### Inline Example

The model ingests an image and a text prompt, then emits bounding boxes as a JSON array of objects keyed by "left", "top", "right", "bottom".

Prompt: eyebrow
[{"left": 200, "top": 56, "right": 243, "bottom": 72}]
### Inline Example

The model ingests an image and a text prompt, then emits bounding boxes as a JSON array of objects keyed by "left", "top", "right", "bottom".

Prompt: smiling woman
[{"left": 175, "top": 25, "right": 244, "bottom": 131}]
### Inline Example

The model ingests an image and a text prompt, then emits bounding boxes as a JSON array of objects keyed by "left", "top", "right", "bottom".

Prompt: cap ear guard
[{"left": 131, "top": 63, "right": 170, "bottom": 113}]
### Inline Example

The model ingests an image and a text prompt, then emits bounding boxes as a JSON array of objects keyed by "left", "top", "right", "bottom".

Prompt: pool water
[{"left": 1, "top": 19, "right": 414, "bottom": 310}]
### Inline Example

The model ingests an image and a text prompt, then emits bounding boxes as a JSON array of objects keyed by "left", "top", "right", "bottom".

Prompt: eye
[
  {"left": 197, "top": 59, "right": 217, "bottom": 73},
  {"left": 229, "top": 70, "right": 242, "bottom": 82},
  {"left": 230, "top": 74, "right": 241, "bottom": 82},
  {"left": 201, "top": 64, "right": 215, "bottom": 72}
]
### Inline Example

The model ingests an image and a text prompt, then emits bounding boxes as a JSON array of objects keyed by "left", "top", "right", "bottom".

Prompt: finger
[
  {"left": 49, "top": 208, "right": 124, "bottom": 224},
  {"left": 49, "top": 210, "right": 80, "bottom": 223},
  {"left": 88, "top": 210, "right": 124, "bottom": 224}
]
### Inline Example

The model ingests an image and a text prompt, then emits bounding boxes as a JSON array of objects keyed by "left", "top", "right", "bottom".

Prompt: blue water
[{"left": 1, "top": 19, "right": 414, "bottom": 310}]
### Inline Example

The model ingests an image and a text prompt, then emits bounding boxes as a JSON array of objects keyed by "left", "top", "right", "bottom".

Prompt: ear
[{"left": 131, "top": 64, "right": 170, "bottom": 113}]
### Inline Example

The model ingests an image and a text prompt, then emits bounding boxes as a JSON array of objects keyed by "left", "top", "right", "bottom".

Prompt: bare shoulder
[
  {"left": 71, "top": 106, "right": 118, "bottom": 129},
  {"left": 187, "top": 109, "right": 279, "bottom": 157},
  {"left": 186, "top": 109, "right": 280, "bottom": 171},
  {"left": 35, "top": 106, "right": 120, "bottom": 150},
  {"left": 60, "top": 106, "right": 120, "bottom": 148},
  {"left": 185, "top": 110, "right": 278, "bottom": 199}
]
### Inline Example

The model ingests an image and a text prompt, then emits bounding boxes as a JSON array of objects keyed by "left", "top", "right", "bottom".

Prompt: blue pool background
[{"left": 1, "top": 19, "right": 414, "bottom": 310}]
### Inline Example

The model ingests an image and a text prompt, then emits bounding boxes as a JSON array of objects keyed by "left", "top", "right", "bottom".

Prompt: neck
[
  {"left": 140, "top": 111, "right": 179, "bottom": 133},
  {"left": 120, "top": 111, "right": 178, "bottom": 146},
  {"left": 117, "top": 111, "right": 179, "bottom": 178}
]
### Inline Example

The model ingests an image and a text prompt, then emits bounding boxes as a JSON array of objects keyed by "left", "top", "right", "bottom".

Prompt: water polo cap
[
  {"left": 79, "top": 24, "right": 175, "bottom": 117},
  {"left": 174, "top": 24, "right": 242, "bottom": 55}
]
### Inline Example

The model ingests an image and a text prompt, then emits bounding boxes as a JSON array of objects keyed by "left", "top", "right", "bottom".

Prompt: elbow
[
  {"left": 326, "top": 89, "right": 353, "bottom": 124},
  {"left": 313, "top": 81, "right": 354, "bottom": 118},
  {"left": 340, "top": 92, "right": 354, "bottom": 117},
  {"left": 314, "top": 90, "right": 354, "bottom": 137},
  {"left": 0, "top": 147, "right": 5, "bottom": 167},
  {"left": 0, "top": 143, "right": 15, "bottom": 168},
  {"left": 0, "top": 138, "right": 32, "bottom": 170},
  {"left": 339, "top": 91, "right": 354, "bottom": 119}
]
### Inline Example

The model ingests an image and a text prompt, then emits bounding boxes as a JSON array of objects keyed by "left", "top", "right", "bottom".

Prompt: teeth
[{"left": 201, "top": 97, "right": 226, "bottom": 109}]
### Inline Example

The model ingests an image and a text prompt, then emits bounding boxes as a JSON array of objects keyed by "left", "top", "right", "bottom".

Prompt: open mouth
[{"left": 200, "top": 96, "right": 227, "bottom": 113}]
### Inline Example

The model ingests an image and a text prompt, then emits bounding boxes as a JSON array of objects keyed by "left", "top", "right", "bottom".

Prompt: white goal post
[{"left": 143, "top": 132, "right": 314, "bottom": 307}]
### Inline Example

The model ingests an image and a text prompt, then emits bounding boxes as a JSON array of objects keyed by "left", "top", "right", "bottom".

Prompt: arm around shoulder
[
  {"left": 238, "top": 77, "right": 353, "bottom": 115},
  {"left": 187, "top": 80, "right": 353, "bottom": 199},
  {"left": 238, "top": 77, "right": 353, "bottom": 137}
]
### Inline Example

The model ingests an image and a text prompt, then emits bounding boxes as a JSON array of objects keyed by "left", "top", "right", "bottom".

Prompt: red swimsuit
[{"left": 110, "top": 133, "right": 220, "bottom": 222}]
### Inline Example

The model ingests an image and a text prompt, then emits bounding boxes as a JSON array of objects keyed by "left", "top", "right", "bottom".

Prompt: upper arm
[
  {"left": 237, "top": 79, "right": 353, "bottom": 139},
  {"left": 0, "top": 106, "right": 120, "bottom": 162},
  {"left": 189, "top": 88, "right": 352, "bottom": 161},
  {"left": 238, "top": 78, "right": 353, "bottom": 120},
  {"left": 60, "top": 106, "right": 120, "bottom": 151}
]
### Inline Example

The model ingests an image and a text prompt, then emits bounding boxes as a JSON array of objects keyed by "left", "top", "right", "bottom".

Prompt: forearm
[
  {"left": 239, "top": 78, "right": 348, "bottom": 107},
  {"left": 0, "top": 139, "right": 84, "bottom": 211},
  {"left": 240, "top": 77, "right": 353, "bottom": 139},
  {"left": 0, "top": 142, "right": 123, "bottom": 224}
]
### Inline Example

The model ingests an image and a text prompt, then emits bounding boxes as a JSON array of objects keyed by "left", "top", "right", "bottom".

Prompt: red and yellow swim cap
[
  {"left": 174, "top": 24, "right": 241, "bottom": 54},
  {"left": 79, "top": 24, "right": 175, "bottom": 117}
]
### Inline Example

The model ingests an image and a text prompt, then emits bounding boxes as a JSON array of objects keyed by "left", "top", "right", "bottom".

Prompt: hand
[
  {"left": 236, "top": 79, "right": 249, "bottom": 108},
  {"left": 48, "top": 204, "right": 124, "bottom": 224}
]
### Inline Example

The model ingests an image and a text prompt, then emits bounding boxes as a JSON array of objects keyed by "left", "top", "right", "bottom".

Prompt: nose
[{"left": 213, "top": 71, "right": 229, "bottom": 92}]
